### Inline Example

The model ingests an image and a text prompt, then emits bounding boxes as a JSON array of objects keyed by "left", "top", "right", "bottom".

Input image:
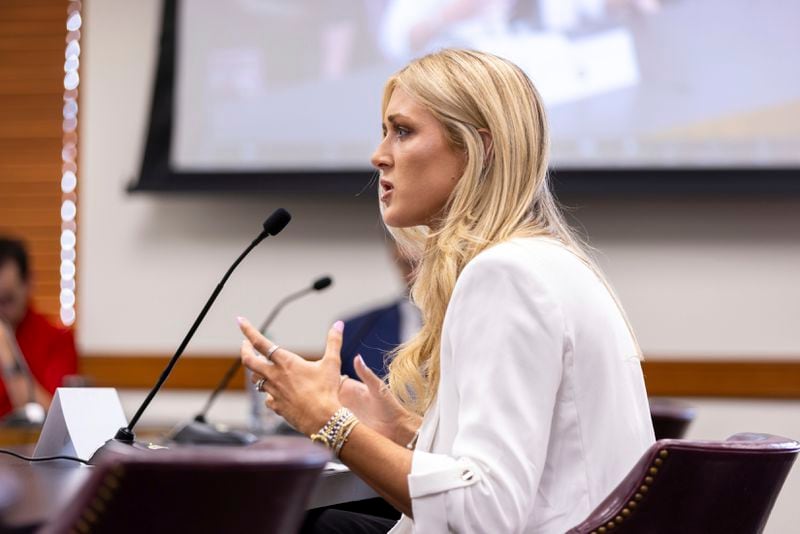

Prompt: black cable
[{"left": 0, "top": 448, "right": 89, "bottom": 465}]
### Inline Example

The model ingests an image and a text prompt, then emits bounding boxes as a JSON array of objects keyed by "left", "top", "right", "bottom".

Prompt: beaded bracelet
[
  {"left": 333, "top": 416, "right": 359, "bottom": 457},
  {"left": 310, "top": 407, "right": 359, "bottom": 457},
  {"left": 310, "top": 407, "right": 347, "bottom": 448}
]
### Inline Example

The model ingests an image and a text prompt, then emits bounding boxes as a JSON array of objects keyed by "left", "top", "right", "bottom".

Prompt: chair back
[
  {"left": 567, "top": 433, "right": 800, "bottom": 534},
  {"left": 41, "top": 436, "right": 330, "bottom": 534},
  {"left": 649, "top": 397, "right": 696, "bottom": 440}
]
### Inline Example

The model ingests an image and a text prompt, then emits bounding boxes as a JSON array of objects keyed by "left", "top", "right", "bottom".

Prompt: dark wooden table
[
  {"left": 0, "top": 455, "right": 90, "bottom": 531},
  {"left": 0, "top": 446, "right": 377, "bottom": 531}
]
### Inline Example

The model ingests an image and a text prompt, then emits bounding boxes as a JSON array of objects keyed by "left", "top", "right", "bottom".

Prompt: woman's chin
[
  {"left": 381, "top": 207, "right": 399, "bottom": 227},
  {"left": 382, "top": 212, "right": 413, "bottom": 229},
  {"left": 381, "top": 203, "right": 428, "bottom": 229}
]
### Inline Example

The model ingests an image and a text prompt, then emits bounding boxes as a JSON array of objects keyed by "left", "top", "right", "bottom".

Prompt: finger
[
  {"left": 237, "top": 318, "right": 299, "bottom": 369},
  {"left": 322, "top": 321, "right": 344, "bottom": 366},
  {"left": 338, "top": 374, "right": 346, "bottom": 389},
  {"left": 260, "top": 378, "right": 279, "bottom": 398},
  {"left": 340, "top": 377, "right": 368, "bottom": 402},
  {"left": 267, "top": 346, "right": 296, "bottom": 368},
  {"left": 236, "top": 316, "right": 274, "bottom": 355},
  {"left": 241, "top": 340, "right": 276, "bottom": 380},
  {"left": 354, "top": 355, "right": 385, "bottom": 393}
]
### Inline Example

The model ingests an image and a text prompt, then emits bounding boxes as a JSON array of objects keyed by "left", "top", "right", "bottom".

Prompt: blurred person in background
[
  {"left": 0, "top": 237, "right": 78, "bottom": 418},
  {"left": 340, "top": 242, "right": 420, "bottom": 381}
]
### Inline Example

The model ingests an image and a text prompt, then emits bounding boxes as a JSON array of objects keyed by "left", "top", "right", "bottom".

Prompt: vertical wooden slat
[{"left": 0, "top": 0, "right": 67, "bottom": 324}]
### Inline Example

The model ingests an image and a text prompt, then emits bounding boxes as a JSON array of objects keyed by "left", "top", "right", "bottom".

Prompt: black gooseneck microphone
[
  {"left": 168, "top": 275, "right": 333, "bottom": 445},
  {"left": 93, "top": 208, "right": 291, "bottom": 459}
]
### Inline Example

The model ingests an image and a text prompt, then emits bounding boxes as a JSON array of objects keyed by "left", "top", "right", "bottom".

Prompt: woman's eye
[{"left": 395, "top": 126, "right": 411, "bottom": 138}]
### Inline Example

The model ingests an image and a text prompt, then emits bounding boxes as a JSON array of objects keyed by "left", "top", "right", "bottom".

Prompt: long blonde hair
[{"left": 383, "top": 49, "right": 638, "bottom": 414}]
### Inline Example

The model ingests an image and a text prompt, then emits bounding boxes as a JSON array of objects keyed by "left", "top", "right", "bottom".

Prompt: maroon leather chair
[
  {"left": 649, "top": 397, "right": 696, "bottom": 440},
  {"left": 567, "top": 433, "right": 800, "bottom": 534},
  {"left": 41, "top": 436, "right": 330, "bottom": 534}
]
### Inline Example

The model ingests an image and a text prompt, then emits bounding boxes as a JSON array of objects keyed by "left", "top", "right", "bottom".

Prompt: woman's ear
[{"left": 478, "top": 128, "right": 493, "bottom": 165}]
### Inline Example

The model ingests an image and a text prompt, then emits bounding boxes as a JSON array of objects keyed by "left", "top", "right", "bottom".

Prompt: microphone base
[
  {"left": 88, "top": 437, "right": 170, "bottom": 465},
  {"left": 0, "top": 403, "right": 45, "bottom": 427},
  {"left": 167, "top": 419, "right": 258, "bottom": 446}
]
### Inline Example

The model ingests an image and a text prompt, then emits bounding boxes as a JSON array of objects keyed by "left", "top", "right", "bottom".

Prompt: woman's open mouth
[{"left": 379, "top": 179, "right": 394, "bottom": 201}]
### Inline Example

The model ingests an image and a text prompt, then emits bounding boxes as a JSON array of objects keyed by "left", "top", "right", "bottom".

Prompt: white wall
[
  {"left": 80, "top": 0, "right": 800, "bottom": 357},
  {"left": 82, "top": 2, "right": 799, "bottom": 532},
  {"left": 80, "top": 0, "right": 402, "bottom": 355}
]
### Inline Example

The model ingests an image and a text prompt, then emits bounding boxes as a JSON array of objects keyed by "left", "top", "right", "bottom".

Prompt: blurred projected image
[
  {"left": 172, "top": 0, "right": 800, "bottom": 171},
  {"left": 379, "top": 0, "right": 641, "bottom": 106}
]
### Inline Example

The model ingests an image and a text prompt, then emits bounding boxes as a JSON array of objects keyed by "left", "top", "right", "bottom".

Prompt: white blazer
[{"left": 390, "top": 238, "right": 654, "bottom": 533}]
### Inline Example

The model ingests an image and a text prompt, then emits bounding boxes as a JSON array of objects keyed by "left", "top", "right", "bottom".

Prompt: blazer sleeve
[{"left": 407, "top": 252, "right": 566, "bottom": 533}]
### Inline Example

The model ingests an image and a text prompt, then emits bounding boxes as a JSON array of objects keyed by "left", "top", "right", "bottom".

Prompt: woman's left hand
[{"left": 238, "top": 317, "right": 344, "bottom": 436}]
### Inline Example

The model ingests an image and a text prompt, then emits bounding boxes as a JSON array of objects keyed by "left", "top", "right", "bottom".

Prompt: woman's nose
[{"left": 370, "top": 139, "right": 392, "bottom": 170}]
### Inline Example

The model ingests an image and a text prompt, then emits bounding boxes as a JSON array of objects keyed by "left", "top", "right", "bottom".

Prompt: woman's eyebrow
[{"left": 386, "top": 113, "right": 411, "bottom": 124}]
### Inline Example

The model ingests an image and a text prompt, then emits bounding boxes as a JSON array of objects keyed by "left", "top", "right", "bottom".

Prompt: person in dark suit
[
  {"left": 340, "top": 243, "right": 419, "bottom": 380},
  {"left": 340, "top": 300, "right": 401, "bottom": 380}
]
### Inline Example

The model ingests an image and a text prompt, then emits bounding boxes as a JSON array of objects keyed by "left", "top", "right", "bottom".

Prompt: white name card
[{"left": 34, "top": 387, "right": 128, "bottom": 461}]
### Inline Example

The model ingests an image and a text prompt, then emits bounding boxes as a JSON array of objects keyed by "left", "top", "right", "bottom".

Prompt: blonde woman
[{"left": 239, "top": 49, "right": 654, "bottom": 533}]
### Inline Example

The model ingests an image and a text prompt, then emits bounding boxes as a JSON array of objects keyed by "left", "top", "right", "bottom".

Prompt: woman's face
[{"left": 371, "top": 87, "right": 465, "bottom": 228}]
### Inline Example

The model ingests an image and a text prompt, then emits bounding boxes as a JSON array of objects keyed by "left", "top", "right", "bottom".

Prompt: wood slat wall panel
[
  {"left": 0, "top": 164, "right": 63, "bottom": 180},
  {"left": 0, "top": 192, "right": 61, "bottom": 204},
  {"left": 0, "top": 0, "right": 68, "bottom": 325},
  {"left": 0, "top": 1, "right": 67, "bottom": 20},
  {"left": 0, "top": 85, "right": 63, "bottom": 96},
  {"left": 1, "top": 53, "right": 65, "bottom": 69},
  {"left": 0, "top": 190, "right": 60, "bottom": 203},
  {"left": 0, "top": 40, "right": 65, "bottom": 53},
  {"left": 0, "top": 194, "right": 61, "bottom": 207},
  {"left": 2, "top": 7, "right": 66, "bottom": 19},
  {"left": 0, "top": 70, "right": 64, "bottom": 86},
  {"left": 1, "top": 209, "right": 62, "bottom": 228},
  {"left": 2, "top": 97, "right": 63, "bottom": 117},
  {"left": 0, "top": 122, "right": 62, "bottom": 138},
  {"left": 0, "top": 18, "right": 68, "bottom": 30},
  {"left": 1, "top": 140, "right": 62, "bottom": 162}
]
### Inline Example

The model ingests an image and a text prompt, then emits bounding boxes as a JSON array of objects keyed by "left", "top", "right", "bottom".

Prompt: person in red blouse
[{"left": 0, "top": 237, "right": 78, "bottom": 418}]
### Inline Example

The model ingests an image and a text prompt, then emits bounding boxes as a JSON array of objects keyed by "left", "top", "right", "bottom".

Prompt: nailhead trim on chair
[
  {"left": 70, "top": 465, "right": 125, "bottom": 534},
  {"left": 588, "top": 449, "right": 669, "bottom": 534}
]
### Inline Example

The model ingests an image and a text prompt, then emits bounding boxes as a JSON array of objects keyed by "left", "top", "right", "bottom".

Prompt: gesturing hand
[
  {"left": 238, "top": 317, "right": 343, "bottom": 436},
  {"left": 339, "top": 355, "right": 421, "bottom": 446}
]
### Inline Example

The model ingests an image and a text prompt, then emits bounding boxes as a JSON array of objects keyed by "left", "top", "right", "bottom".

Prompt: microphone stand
[
  {"left": 168, "top": 280, "right": 331, "bottom": 445},
  {"left": 0, "top": 323, "right": 45, "bottom": 427},
  {"left": 88, "top": 209, "right": 291, "bottom": 463}
]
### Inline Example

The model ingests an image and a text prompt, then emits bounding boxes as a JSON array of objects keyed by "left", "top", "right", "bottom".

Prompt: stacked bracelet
[{"left": 310, "top": 407, "right": 359, "bottom": 457}]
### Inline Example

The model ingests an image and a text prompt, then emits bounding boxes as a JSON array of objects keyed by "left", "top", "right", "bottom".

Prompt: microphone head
[
  {"left": 262, "top": 209, "right": 291, "bottom": 236},
  {"left": 312, "top": 276, "right": 333, "bottom": 291}
]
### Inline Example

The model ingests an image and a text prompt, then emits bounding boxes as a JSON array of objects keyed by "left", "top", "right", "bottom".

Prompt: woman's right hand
[{"left": 339, "top": 355, "right": 421, "bottom": 446}]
